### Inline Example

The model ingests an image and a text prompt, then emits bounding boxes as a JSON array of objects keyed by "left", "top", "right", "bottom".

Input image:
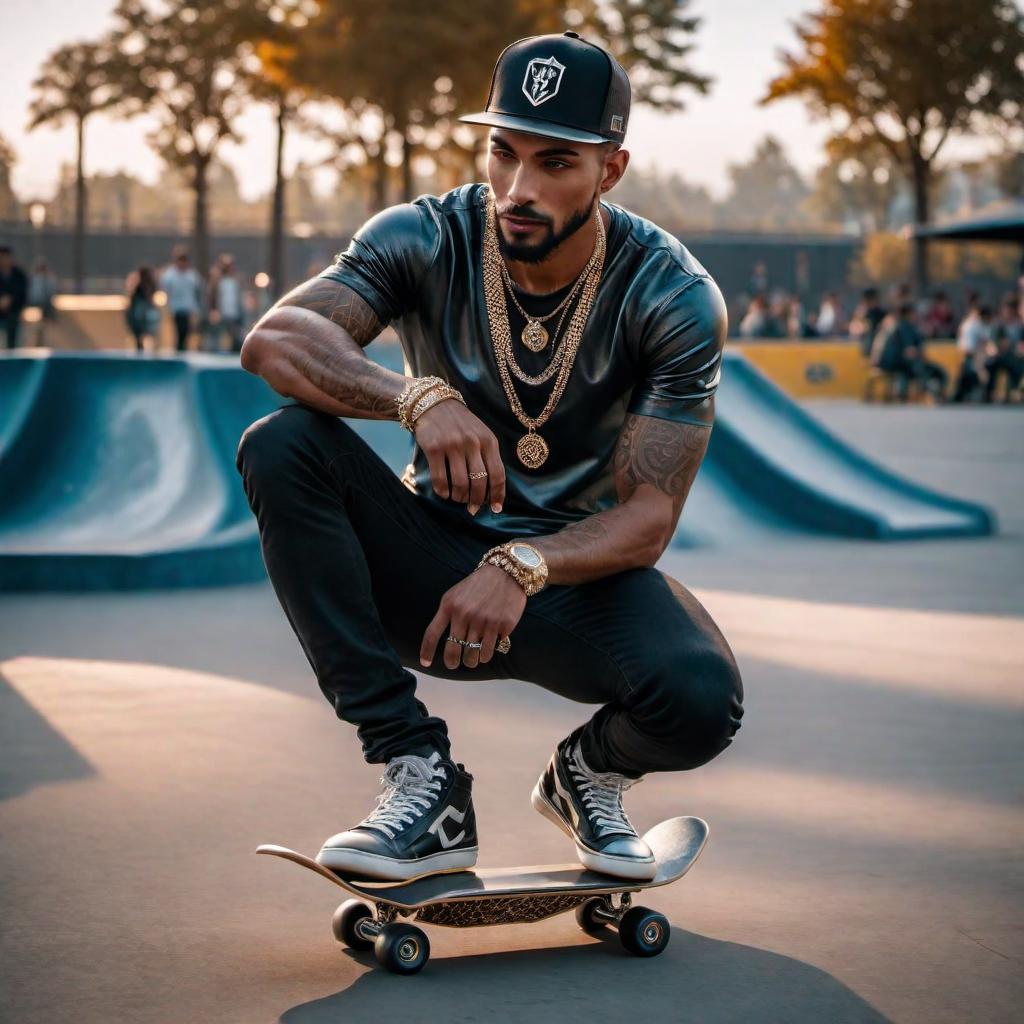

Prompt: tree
[
  {"left": 717, "top": 135, "right": 811, "bottom": 230},
  {"left": 804, "top": 137, "right": 903, "bottom": 232},
  {"left": 763, "top": 0, "right": 1024, "bottom": 292},
  {"left": 27, "top": 38, "right": 127, "bottom": 290},
  {"left": 109, "top": 0, "right": 271, "bottom": 277},
  {"left": 571, "top": 0, "right": 711, "bottom": 110},
  {"left": 0, "top": 134, "right": 20, "bottom": 222}
]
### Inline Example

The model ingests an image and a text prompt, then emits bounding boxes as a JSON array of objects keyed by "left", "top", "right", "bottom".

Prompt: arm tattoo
[
  {"left": 278, "top": 278, "right": 384, "bottom": 346},
  {"left": 281, "top": 331, "right": 397, "bottom": 417},
  {"left": 612, "top": 411, "right": 710, "bottom": 524}
]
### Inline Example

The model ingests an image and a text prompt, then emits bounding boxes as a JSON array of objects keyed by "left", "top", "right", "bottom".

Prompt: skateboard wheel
[
  {"left": 575, "top": 898, "right": 611, "bottom": 934},
  {"left": 332, "top": 900, "right": 374, "bottom": 950},
  {"left": 375, "top": 923, "right": 430, "bottom": 975},
  {"left": 618, "top": 906, "right": 670, "bottom": 957}
]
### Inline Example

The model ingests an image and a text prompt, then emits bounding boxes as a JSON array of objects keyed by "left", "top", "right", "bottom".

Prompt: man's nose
[{"left": 506, "top": 163, "right": 539, "bottom": 209}]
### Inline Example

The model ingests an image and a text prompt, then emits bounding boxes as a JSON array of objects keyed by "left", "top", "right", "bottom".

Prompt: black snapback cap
[{"left": 459, "top": 31, "right": 630, "bottom": 145}]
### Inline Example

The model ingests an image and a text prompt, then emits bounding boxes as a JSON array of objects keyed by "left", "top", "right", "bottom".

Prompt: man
[
  {"left": 159, "top": 246, "right": 201, "bottom": 352},
  {"left": 871, "top": 303, "right": 947, "bottom": 401},
  {"left": 850, "top": 287, "right": 887, "bottom": 357},
  {"left": 0, "top": 245, "right": 29, "bottom": 349},
  {"left": 952, "top": 304, "right": 994, "bottom": 403},
  {"left": 236, "top": 32, "right": 743, "bottom": 884},
  {"left": 205, "top": 252, "right": 247, "bottom": 353},
  {"left": 983, "top": 295, "right": 1022, "bottom": 403}
]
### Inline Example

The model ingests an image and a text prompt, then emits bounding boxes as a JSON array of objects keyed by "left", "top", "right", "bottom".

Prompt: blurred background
[{"left": 1, "top": 4, "right": 1022, "bottom": 1022}]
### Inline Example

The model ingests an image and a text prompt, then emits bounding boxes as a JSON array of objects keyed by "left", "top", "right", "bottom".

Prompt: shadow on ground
[{"left": 279, "top": 930, "right": 892, "bottom": 1024}]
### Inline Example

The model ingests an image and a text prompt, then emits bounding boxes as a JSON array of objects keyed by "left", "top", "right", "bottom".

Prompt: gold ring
[
  {"left": 497, "top": 636, "right": 511, "bottom": 654},
  {"left": 469, "top": 470, "right": 488, "bottom": 479}
]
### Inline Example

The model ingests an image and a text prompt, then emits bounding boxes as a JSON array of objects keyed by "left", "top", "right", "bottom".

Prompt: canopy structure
[{"left": 910, "top": 201, "right": 1024, "bottom": 243}]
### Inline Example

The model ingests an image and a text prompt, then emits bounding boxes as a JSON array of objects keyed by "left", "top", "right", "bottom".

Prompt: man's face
[{"left": 486, "top": 129, "right": 626, "bottom": 264}]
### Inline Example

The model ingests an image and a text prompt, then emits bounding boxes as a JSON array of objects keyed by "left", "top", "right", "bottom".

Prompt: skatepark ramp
[{"left": 0, "top": 349, "right": 993, "bottom": 591}]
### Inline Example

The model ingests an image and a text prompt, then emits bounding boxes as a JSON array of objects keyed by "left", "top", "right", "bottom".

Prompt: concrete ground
[{"left": 1, "top": 402, "right": 1021, "bottom": 1024}]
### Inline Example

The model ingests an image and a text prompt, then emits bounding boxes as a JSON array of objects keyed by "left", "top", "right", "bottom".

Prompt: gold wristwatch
[{"left": 478, "top": 541, "right": 549, "bottom": 597}]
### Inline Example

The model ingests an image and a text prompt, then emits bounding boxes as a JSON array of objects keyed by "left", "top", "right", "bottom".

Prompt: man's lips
[{"left": 501, "top": 214, "right": 547, "bottom": 234}]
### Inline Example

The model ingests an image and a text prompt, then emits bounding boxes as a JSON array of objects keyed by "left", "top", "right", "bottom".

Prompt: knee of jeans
[
  {"left": 235, "top": 404, "right": 319, "bottom": 480},
  {"left": 631, "top": 648, "right": 744, "bottom": 770}
]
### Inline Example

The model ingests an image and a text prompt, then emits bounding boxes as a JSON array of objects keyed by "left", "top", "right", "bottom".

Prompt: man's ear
[{"left": 599, "top": 146, "right": 629, "bottom": 194}]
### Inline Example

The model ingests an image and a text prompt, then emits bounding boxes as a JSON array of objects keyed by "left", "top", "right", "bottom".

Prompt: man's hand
[
  {"left": 413, "top": 400, "right": 507, "bottom": 516},
  {"left": 419, "top": 564, "right": 526, "bottom": 669}
]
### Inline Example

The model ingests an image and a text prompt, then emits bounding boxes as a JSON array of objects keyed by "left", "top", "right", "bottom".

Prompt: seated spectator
[
  {"left": 850, "top": 287, "right": 887, "bottom": 357},
  {"left": 952, "top": 305, "right": 994, "bottom": 403},
  {"left": 870, "top": 303, "right": 947, "bottom": 402},
  {"left": 983, "top": 295, "right": 1023, "bottom": 403},
  {"left": 765, "top": 293, "right": 790, "bottom": 337},
  {"left": 816, "top": 292, "right": 845, "bottom": 337},
  {"left": 801, "top": 309, "right": 821, "bottom": 339},
  {"left": 922, "top": 290, "right": 956, "bottom": 339}
]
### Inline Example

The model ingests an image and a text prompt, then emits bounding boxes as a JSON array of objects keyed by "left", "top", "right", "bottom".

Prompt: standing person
[
  {"left": 849, "top": 287, "right": 887, "bottom": 357},
  {"left": 125, "top": 266, "right": 161, "bottom": 353},
  {"left": 205, "top": 253, "right": 246, "bottom": 353},
  {"left": 236, "top": 32, "right": 743, "bottom": 884},
  {"left": 159, "top": 246, "right": 201, "bottom": 352},
  {"left": 0, "top": 245, "right": 28, "bottom": 349},
  {"left": 952, "top": 305, "right": 994, "bottom": 403},
  {"left": 27, "top": 257, "right": 59, "bottom": 346}
]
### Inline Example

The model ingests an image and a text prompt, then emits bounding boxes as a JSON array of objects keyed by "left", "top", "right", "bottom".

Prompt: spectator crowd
[
  {"left": 0, "top": 242, "right": 272, "bottom": 355},
  {"left": 736, "top": 277, "right": 1024, "bottom": 404}
]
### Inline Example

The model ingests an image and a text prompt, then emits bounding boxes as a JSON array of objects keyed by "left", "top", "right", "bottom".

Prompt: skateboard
[{"left": 257, "top": 815, "right": 708, "bottom": 975}]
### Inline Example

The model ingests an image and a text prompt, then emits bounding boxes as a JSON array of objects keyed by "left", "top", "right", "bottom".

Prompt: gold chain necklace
[
  {"left": 503, "top": 273, "right": 580, "bottom": 386},
  {"left": 482, "top": 187, "right": 606, "bottom": 469},
  {"left": 500, "top": 231, "right": 603, "bottom": 353}
]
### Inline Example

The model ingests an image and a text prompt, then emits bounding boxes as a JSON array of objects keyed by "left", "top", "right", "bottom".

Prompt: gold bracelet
[
  {"left": 397, "top": 376, "right": 446, "bottom": 432},
  {"left": 410, "top": 384, "right": 467, "bottom": 426}
]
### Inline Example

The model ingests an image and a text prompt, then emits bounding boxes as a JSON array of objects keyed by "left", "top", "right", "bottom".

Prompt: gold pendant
[
  {"left": 517, "top": 431, "right": 549, "bottom": 468},
  {"left": 522, "top": 320, "right": 549, "bottom": 352}
]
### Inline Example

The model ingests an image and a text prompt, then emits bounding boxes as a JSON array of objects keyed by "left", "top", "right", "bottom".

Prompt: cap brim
[{"left": 458, "top": 111, "right": 609, "bottom": 145}]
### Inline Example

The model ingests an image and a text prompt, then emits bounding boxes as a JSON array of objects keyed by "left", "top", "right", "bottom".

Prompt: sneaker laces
[
  {"left": 567, "top": 742, "right": 643, "bottom": 838},
  {"left": 358, "top": 753, "right": 445, "bottom": 840}
]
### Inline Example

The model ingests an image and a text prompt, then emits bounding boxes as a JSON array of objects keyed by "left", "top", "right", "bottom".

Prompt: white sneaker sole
[
  {"left": 531, "top": 781, "right": 657, "bottom": 882},
  {"left": 316, "top": 844, "right": 479, "bottom": 881}
]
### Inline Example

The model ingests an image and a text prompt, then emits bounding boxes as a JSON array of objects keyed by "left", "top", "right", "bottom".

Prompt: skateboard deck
[{"left": 257, "top": 815, "right": 708, "bottom": 973}]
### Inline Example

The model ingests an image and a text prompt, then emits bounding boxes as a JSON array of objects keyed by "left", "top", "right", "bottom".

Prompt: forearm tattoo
[
  {"left": 281, "top": 331, "right": 397, "bottom": 417},
  {"left": 279, "top": 278, "right": 384, "bottom": 346}
]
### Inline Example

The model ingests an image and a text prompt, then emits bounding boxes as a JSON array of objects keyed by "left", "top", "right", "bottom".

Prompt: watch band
[{"left": 477, "top": 541, "right": 548, "bottom": 596}]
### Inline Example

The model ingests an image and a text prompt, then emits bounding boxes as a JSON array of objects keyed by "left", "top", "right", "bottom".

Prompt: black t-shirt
[{"left": 319, "top": 182, "right": 727, "bottom": 542}]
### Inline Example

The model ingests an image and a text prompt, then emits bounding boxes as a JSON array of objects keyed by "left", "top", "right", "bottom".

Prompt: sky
[{"left": 0, "top": 0, "right": 994, "bottom": 205}]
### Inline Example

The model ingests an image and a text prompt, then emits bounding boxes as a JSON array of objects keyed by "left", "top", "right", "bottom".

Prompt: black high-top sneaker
[
  {"left": 532, "top": 734, "right": 656, "bottom": 881},
  {"left": 317, "top": 751, "right": 478, "bottom": 881}
]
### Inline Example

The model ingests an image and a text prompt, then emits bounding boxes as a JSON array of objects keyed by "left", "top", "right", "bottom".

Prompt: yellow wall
[{"left": 732, "top": 339, "right": 962, "bottom": 398}]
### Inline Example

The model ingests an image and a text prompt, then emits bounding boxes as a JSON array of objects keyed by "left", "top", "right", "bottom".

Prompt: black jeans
[
  {"left": 173, "top": 311, "right": 191, "bottom": 352},
  {"left": 235, "top": 404, "right": 744, "bottom": 777}
]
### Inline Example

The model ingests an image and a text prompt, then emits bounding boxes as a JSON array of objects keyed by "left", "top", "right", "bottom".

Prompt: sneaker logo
[
  {"left": 553, "top": 777, "right": 580, "bottom": 830},
  {"left": 428, "top": 805, "right": 467, "bottom": 849}
]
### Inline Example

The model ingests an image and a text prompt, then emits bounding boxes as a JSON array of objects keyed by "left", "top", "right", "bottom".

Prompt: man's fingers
[
  {"left": 419, "top": 603, "right": 451, "bottom": 666},
  {"left": 444, "top": 609, "right": 469, "bottom": 670},
  {"left": 448, "top": 451, "right": 469, "bottom": 506},
  {"left": 425, "top": 448, "right": 450, "bottom": 500},
  {"left": 482, "top": 436, "right": 506, "bottom": 512},
  {"left": 477, "top": 625, "right": 499, "bottom": 665},
  {"left": 461, "top": 624, "right": 484, "bottom": 669},
  {"left": 466, "top": 448, "right": 488, "bottom": 514}
]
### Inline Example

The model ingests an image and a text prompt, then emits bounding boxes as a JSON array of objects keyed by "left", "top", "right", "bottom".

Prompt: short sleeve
[
  {"left": 627, "top": 275, "right": 727, "bottom": 427},
  {"left": 318, "top": 201, "right": 441, "bottom": 324}
]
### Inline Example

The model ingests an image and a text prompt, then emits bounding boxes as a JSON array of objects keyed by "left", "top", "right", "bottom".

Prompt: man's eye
[
  {"left": 545, "top": 161, "right": 569, "bottom": 169},
  {"left": 493, "top": 150, "right": 514, "bottom": 160}
]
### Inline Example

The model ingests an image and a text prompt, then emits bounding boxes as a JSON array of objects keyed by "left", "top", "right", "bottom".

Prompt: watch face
[{"left": 510, "top": 543, "right": 542, "bottom": 567}]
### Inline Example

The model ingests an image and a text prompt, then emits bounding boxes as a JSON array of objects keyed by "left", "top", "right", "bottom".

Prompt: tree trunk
[
  {"left": 910, "top": 149, "right": 930, "bottom": 295},
  {"left": 269, "top": 97, "right": 287, "bottom": 299},
  {"left": 400, "top": 128, "right": 413, "bottom": 203},
  {"left": 74, "top": 114, "right": 86, "bottom": 293},
  {"left": 371, "top": 145, "right": 388, "bottom": 211},
  {"left": 193, "top": 156, "right": 210, "bottom": 280}
]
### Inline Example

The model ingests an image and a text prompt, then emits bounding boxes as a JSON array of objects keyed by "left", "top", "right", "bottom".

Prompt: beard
[{"left": 496, "top": 191, "right": 597, "bottom": 265}]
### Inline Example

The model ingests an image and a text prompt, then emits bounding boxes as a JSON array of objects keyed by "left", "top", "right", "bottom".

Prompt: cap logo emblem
[{"left": 522, "top": 56, "right": 565, "bottom": 107}]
